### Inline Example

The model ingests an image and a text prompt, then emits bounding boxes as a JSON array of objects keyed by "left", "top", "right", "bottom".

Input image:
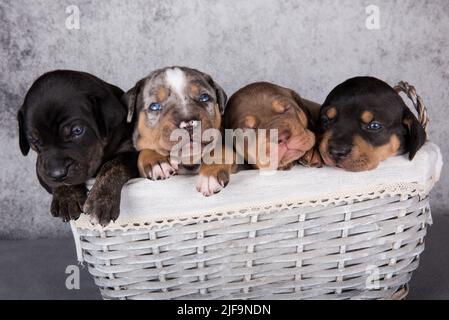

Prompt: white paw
[
  {"left": 148, "top": 162, "right": 177, "bottom": 180},
  {"left": 89, "top": 214, "right": 100, "bottom": 226},
  {"left": 196, "top": 175, "right": 225, "bottom": 197}
]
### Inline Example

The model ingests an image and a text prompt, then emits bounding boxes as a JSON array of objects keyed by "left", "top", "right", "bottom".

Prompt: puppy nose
[
  {"left": 329, "top": 145, "right": 352, "bottom": 159},
  {"left": 179, "top": 119, "right": 200, "bottom": 129},
  {"left": 47, "top": 159, "right": 73, "bottom": 181}
]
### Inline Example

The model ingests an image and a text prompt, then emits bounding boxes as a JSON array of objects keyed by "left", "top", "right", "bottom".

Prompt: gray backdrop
[{"left": 1, "top": 0, "right": 447, "bottom": 239}]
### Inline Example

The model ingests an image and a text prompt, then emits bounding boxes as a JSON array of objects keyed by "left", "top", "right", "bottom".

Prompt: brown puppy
[
  {"left": 224, "top": 82, "right": 318, "bottom": 170},
  {"left": 318, "top": 77, "right": 427, "bottom": 172},
  {"left": 123, "top": 66, "right": 236, "bottom": 196}
]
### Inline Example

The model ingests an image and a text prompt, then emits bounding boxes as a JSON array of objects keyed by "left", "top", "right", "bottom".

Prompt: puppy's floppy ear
[
  {"left": 291, "top": 91, "right": 315, "bottom": 131},
  {"left": 122, "top": 80, "right": 144, "bottom": 123},
  {"left": 213, "top": 82, "right": 228, "bottom": 115},
  {"left": 17, "top": 109, "right": 30, "bottom": 156},
  {"left": 90, "top": 83, "right": 127, "bottom": 137},
  {"left": 403, "top": 107, "right": 427, "bottom": 160}
]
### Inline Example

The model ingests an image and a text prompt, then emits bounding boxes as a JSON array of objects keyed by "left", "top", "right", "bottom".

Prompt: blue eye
[
  {"left": 199, "top": 94, "right": 211, "bottom": 103},
  {"left": 149, "top": 103, "right": 162, "bottom": 111},
  {"left": 71, "top": 126, "right": 84, "bottom": 136},
  {"left": 366, "top": 122, "right": 383, "bottom": 131}
]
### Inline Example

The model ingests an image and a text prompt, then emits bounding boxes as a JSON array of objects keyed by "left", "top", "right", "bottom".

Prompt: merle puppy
[{"left": 18, "top": 70, "right": 138, "bottom": 226}]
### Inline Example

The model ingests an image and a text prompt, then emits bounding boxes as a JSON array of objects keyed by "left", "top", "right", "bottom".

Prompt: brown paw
[
  {"left": 196, "top": 164, "right": 231, "bottom": 197},
  {"left": 138, "top": 149, "right": 178, "bottom": 180},
  {"left": 298, "top": 148, "right": 324, "bottom": 168},
  {"left": 51, "top": 185, "right": 87, "bottom": 222},
  {"left": 83, "top": 185, "right": 120, "bottom": 227}
]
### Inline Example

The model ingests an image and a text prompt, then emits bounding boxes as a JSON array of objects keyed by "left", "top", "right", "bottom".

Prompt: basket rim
[{"left": 73, "top": 143, "right": 442, "bottom": 232}]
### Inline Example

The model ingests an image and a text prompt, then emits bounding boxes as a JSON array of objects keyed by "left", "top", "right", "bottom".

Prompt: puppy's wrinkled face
[
  {"left": 125, "top": 67, "right": 226, "bottom": 159},
  {"left": 19, "top": 90, "right": 104, "bottom": 188},
  {"left": 318, "top": 77, "right": 426, "bottom": 172},
  {"left": 225, "top": 82, "right": 316, "bottom": 170}
]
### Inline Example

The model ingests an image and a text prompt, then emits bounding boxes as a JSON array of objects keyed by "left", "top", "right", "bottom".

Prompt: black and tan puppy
[
  {"left": 318, "top": 76, "right": 427, "bottom": 172},
  {"left": 123, "top": 66, "right": 236, "bottom": 196},
  {"left": 18, "top": 70, "right": 139, "bottom": 226},
  {"left": 224, "top": 82, "right": 319, "bottom": 170}
]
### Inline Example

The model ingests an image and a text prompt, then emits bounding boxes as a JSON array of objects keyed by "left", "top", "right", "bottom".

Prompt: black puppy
[
  {"left": 318, "top": 77, "right": 426, "bottom": 172},
  {"left": 18, "top": 70, "right": 139, "bottom": 226}
]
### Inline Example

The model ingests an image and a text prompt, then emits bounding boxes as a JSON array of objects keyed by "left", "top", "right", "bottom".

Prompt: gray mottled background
[{"left": 1, "top": 0, "right": 447, "bottom": 239}]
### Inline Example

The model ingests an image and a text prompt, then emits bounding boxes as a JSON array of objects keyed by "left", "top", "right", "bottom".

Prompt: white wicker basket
[{"left": 71, "top": 143, "right": 442, "bottom": 300}]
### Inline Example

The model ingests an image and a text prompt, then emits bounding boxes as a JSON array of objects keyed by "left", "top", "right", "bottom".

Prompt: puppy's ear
[
  {"left": 122, "top": 80, "right": 144, "bottom": 123},
  {"left": 17, "top": 109, "right": 30, "bottom": 156},
  {"left": 291, "top": 91, "right": 315, "bottom": 131},
  {"left": 213, "top": 82, "right": 228, "bottom": 115},
  {"left": 403, "top": 107, "right": 426, "bottom": 160},
  {"left": 90, "top": 83, "right": 127, "bottom": 137},
  {"left": 89, "top": 95, "right": 107, "bottom": 137}
]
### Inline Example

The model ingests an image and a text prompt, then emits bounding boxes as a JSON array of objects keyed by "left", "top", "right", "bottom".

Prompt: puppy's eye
[
  {"left": 28, "top": 136, "right": 41, "bottom": 146},
  {"left": 321, "top": 116, "right": 330, "bottom": 129},
  {"left": 149, "top": 103, "right": 162, "bottom": 111},
  {"left": 199, "top": 94, "right": 211, "bottom": 103},
  {"left": 71, "top": 126, "right": 84, "bottom": 136},
  {"left": 366, "top": 122, "right": 383, "bottom": 131}
]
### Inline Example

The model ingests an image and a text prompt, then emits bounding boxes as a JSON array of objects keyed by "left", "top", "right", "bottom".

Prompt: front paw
[
  {"left": 83, "top": 188, "right": 120, "bottom": 227},
  {"left": 196, "top": 164, "right": 231, "bottom": 197},
  {"left": 51, "top": 185, "right": 87, "bottom": 222},
  {"left": 138, "top": 149, "right": 178, "bottom": 180},
  {"left": 298, "top": 148, "right": 324, "bottom": 168}
]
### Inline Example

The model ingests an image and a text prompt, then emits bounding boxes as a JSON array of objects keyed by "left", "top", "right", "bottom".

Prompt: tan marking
[
  {"left": 318, "top": 130, "right": 335, "bottom": 167},
  {"left": 156, "top": 87, "right": 168, "bottom": 102},
  {"left": 272, "top": 99, "right": 285, "bottom": 113},
  {"left": 361, "top": 111, "right": 374, "bottom": 124},
  {"left": 190, "top": 84, "right": 200, "bottom": 95},
  {"left": 326, "top": 107, "right": 337, "bottom": 119},
  {"left": 244, "top": 115, "right": 257, "bottom": 128},
  {"left": 213, "top": 103, "right": 222, "bottom": 129},
  {"left": 375, "top": 134, "right": 401, "bottom": 161},
  {"left": 135, "top": 111, "right": 166, "bottom": 154},
  {"left": 346, "top": 134, "right": 401, "bottom": 171}
]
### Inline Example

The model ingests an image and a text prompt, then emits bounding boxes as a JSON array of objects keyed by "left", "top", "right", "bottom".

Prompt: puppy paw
[
  {"left": 196, "top": 164, "right": 231, "bottom": 197},
  {"left": 83, "top": 196, "right": 120, "bottom": 227},
  {"left": 51, "top": 185, "right": 87, "bottom": 222},
  {"left": 138, "top": 149, "right": 178, "bottom": 180},
  {"left": 298, "top": 148, "right": 324, "bottom": 168},
  {"left": 83, "top": 186, "right": 120, "bottom": 227}
]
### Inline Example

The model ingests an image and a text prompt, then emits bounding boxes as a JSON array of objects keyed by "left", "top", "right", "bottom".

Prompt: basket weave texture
[{"left": 72, "top": 143, "right": 442, "bottom": 300}]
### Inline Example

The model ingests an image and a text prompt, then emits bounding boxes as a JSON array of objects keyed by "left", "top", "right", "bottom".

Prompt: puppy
[
  {"left": 318, "top": 76, "right": 427, "bottom": 172},
  {"left": 224, "top": 82, "right": 318, "bottom": 170},
  {"left": 18, "top": 70, "right": 139, "bottom": 226},
  {"left": 123, "top": 66, "right": 235, "bottom": 196}
]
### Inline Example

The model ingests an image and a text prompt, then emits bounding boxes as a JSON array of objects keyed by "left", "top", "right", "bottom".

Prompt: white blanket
[{"left": 74, "top": 143, "right": 442, "bottom": 231}]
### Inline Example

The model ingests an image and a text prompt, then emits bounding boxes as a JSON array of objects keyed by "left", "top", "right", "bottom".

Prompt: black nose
[
  {"left": 329, "top": 144, "right": 352, "bottom": 159},
  {"left": 47, "top": 160, "right": 73, "bottom": 181}
]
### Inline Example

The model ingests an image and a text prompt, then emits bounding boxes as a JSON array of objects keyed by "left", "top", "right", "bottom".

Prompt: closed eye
[
  {"left": 28, "top": 136, "right": 41, "bottom": 146},
  {"left": 321, "top": 115, "right": 332, "bottom": 129}
]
